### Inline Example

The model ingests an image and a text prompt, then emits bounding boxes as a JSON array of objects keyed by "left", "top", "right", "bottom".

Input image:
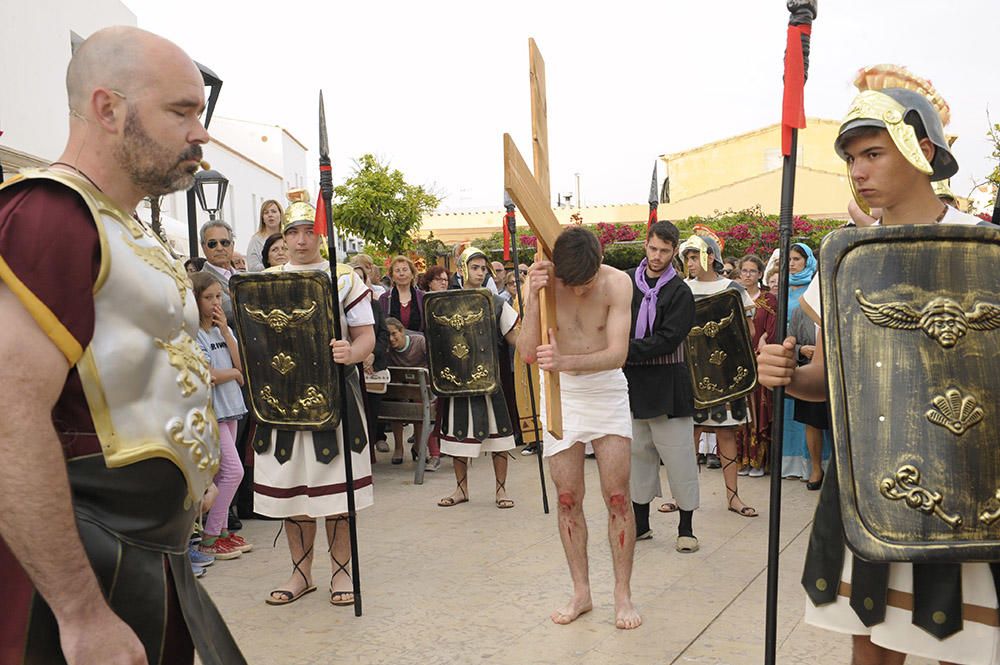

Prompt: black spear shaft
[
  {"left": 319, "top": 90, "right": 362, "bottom": 617},
  {"left": 765, "top": 2, "right": 816, "bottom": 663},
  {"left": 505, "top": 194, "right": 549, "bottom": 514}
]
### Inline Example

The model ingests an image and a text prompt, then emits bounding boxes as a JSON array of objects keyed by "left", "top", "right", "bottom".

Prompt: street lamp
[
  {"left": 193, "top": 168, "right": 229, "bottom": 219},
  {"left": 187, "top": 61, "right": 223, "bottom": 258}
]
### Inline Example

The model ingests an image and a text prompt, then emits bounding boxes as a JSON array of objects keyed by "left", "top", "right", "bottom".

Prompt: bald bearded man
[{"left": 0, "top": 26, "right": 244, "bottom": 665}]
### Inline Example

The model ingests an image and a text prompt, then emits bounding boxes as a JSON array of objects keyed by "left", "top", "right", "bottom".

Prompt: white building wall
[
  {"left": 0, "top": 0, "right": 137, "bottom": 164},
  {"left": 281, "top": 132, "right": 308, "bottom": 192}
]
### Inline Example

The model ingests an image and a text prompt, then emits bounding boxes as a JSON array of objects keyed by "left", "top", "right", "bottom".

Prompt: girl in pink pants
[{"left": 192, "top": 272, "right": 252, "bottom": 560}]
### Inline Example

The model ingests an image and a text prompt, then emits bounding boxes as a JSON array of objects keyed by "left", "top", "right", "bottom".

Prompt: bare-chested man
[{"left": 518, "top": 226, "right": 641, "bottom": 630}]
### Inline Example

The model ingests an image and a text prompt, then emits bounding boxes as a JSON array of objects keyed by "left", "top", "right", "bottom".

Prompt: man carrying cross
[{"left": 519, "top": 226, "right": 640, "bottom": 629}]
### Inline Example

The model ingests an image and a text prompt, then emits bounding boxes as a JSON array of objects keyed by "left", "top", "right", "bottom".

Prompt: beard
[{"left": 114, "top": 106, "right": 202, "bottom": 196}]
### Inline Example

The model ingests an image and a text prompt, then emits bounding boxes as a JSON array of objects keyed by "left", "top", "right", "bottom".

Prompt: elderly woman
[
  {"left": 246, "top": 199, "right": 283, "bottom": 272},
  {"left": 378, "top": 255, "right": 425, "bottom": 332},
  {"left": 419, "top": 265, "right": 450, "bottom": 292}
]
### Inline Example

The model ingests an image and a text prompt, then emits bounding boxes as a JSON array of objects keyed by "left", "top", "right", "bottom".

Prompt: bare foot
[
  {"left": 614, "top": 596, "right": 642, "bottom": 630},
  {"left": 550, "top": 593, "right": 593, "bottom": 625}
]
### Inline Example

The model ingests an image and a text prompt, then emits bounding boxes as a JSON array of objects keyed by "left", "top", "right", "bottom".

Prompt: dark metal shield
[
  {"left": 822, "top": 224, "right": 1000, "bottom": 562},
  {"left": 424, "top": 289, "right": 500, "bottom": 397},
  {"left": 685, "top": 289, "right": 757, "bottom": 409},
  {"left": 230, "top": 271, "right": 341, "bottom": 430}
]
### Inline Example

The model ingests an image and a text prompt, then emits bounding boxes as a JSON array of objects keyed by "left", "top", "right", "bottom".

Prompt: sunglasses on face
[{"left": 206, "top": 239, "right": 232, "bottom": 249}]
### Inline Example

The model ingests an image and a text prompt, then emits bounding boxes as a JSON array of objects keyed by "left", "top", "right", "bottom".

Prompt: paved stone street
[{"left": 201, "top": 438, "right": 935, "bottom": 665}]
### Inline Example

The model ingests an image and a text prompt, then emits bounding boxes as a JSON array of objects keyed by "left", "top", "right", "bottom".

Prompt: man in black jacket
[{"left": 624, "top": 221, "right": 700, "bottom": 553}]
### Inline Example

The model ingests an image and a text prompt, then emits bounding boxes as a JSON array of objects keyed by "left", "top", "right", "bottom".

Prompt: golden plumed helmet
[
  {"left": 837, "top": 64, "right": 957, "bottom": 213},
  {"left": 458, "top": 245, "right": 493, "bottom": 285},
  {"left": 282, "top": 188, "right": 317, "bottom": 234},
  {"left": 678, "top": 228, "right": 724, "bottom": 276}
]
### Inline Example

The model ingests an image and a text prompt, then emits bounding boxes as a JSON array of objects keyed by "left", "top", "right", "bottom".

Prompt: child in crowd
[{"left": 191, "top": 272, "right": 253, "bottom": 560}]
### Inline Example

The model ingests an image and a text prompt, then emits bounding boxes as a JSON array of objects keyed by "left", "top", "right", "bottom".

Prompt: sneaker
[
  {"left": 737, "top": 465, "right": 750, "bottom": 476},
  {"left": 520, "top": 444, "right": 538, "bottom": 456},
  {"left": 706, "top": 454, "right": 721, "bottom": 469},
  {"left": 375, "top": 439, "right": 390, "bottom": 453},
  {"left": 191, "top": 562, "right": 206, "bottom": 578},
  {"left": 749, "top": 467, "right": 765, "bottom": 477},
  {"left": 188, "top": 545, "right": 215, "bottom": 567},
  {"left": 697, "top": 453, "right": 706, "bottom": 465},
  {"left": 221, "top": 533, "right": 253, "bottom": 553},
  {"left": 636, "top": 529, "right": 653, "bottom": 541},
  {"left": 425, "top": 456, "right": 441, "bottom": 472},
  {"left": 199, "top": 537, "right": 242, "bottom": 560}
]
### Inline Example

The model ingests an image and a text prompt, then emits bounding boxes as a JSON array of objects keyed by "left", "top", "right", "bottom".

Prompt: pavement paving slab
[{"left": 198, "top": 439, "right": 936, "bottom": 664}]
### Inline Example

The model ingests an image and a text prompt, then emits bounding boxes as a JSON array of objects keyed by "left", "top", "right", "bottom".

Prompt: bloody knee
[
  {"left": 558, "top": 491, "right": 579, "bottom": 512},
  {"left": 608, "top": 492, "right": 629, "bottom": 519}
]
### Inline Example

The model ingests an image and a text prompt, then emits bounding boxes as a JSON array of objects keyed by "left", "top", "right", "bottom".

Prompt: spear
[
  {"left": 318, "top": 90, "right": 363, "bottom": 617},
  {"left": 765, "top": 2, "right": 816, "bottom": 663},
  {"left": 647, "top": 162, "right": 658, "bottom": 230},
  {"left": 505, "top": 191, "right": 549, "bottom": 514}
]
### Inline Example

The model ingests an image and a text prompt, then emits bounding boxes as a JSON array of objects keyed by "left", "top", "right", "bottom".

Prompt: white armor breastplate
[{"left": 20, "top": 170, "right": 219, "bottom": 506}]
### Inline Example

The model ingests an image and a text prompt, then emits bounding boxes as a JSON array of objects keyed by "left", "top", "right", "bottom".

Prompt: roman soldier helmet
[
  {"left": 836, "top": 88, "right": 957, "bottom": 182},
  {"left": 458, "top": 246, "right": 494, "bottom": 285},
  {"left": 678, "top": 229, "right": 724, "bottom": 276},
  {"left": 282, "top": 188, "right": 316, "bottom": 233},
  {"left": 836, "top": 65, "right": 958, "bottom": 211}
]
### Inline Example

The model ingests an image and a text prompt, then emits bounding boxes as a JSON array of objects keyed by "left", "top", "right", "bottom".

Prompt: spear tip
[{"left": 318, "top": 90, "right": 330, "bottom": 159}]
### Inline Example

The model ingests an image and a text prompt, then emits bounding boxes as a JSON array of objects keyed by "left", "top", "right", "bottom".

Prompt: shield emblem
[
  {"left": 822, "top": 224, "right": 1000, "bottom": 562},
  {"left": 424, "top": 289, "right": 500, "bottom": 396},
  {"left": 230, "top": 271, "right": 341, "bottom": 430},
  {"left": 685, "top": 289, "right": 757, "bottom": 409}
]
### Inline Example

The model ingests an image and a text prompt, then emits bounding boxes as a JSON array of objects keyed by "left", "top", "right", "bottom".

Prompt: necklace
[
  {"left": 49, "top": 161, "right": 104, "bottom": 193},
  {"left": 934, "top": 203, "right": 949, "bottom": 223}
]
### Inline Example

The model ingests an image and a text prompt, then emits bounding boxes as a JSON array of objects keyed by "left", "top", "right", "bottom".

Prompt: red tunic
[{"left": 0, "top": 178, "right": 195, "bottom": 665}]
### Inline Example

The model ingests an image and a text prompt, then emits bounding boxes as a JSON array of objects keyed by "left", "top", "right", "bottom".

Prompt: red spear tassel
[
  {"left": 314, "top": 188, "right": 328, "bottom": 237},
  {"left": 503, "top": 213, "right": 511, "bottom": 261},
  {"left": 647, "top": 205, "right": 657, "bottom": 231},
  {"left": 781, "top": 24, "right": 810, "bottom": 156}
]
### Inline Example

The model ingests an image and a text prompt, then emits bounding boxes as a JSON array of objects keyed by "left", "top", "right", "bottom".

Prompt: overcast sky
[{"left": 123, "top": 0, "right": 999, "bottom": 211}]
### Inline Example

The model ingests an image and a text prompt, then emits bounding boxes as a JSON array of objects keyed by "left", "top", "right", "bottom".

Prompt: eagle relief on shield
[
  {"left": 821, "top": 224, "right": 1000, "bottom": 562},
  {"left": 423, "top": 289, "right": 500, "bottom": 396},
  {"left": 685, "top": 289, "right": 757, "bottom": 409},
  {"left": 230, "top": 271, "right": 341, "bottom": 430}
]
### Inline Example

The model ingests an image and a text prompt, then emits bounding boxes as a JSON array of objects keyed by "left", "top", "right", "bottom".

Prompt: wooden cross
[{"left": 503, "top": 38, "right": 563, "bottom": 439}]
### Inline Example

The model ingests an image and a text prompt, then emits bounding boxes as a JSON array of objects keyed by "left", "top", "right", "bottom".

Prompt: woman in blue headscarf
[{"left": 780, "top": 242, "right": 818, "bottom": 479}]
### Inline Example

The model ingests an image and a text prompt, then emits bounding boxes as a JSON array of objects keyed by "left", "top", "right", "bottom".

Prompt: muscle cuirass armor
[{"left": 9, "top": 170, "right": 219, "bottom": 507}]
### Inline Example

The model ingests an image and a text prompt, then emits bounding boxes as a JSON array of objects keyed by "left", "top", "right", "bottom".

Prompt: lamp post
[
  {"left": 193, "top": 168, "right": 229, "bottom": 220},
  {"left": 186, "top": 61, "right": 223, "bottom": 258}
]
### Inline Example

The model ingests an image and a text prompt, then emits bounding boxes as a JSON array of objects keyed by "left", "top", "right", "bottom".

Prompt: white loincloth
[{"left": 540, "top": 368, "right": 632, "bottom": 458}]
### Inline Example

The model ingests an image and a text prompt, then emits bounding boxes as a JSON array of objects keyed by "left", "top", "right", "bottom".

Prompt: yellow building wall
[
  {"left": 420, "top": 118, "right": 851, "bottom": 245},
  {"left": 662, "top": 118, "right": 843, "bottom": 202}
]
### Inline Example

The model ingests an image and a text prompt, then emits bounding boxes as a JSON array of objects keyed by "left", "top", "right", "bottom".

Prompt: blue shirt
[{"left": 196, "top": 326, "right": 247, "bottom": 421}]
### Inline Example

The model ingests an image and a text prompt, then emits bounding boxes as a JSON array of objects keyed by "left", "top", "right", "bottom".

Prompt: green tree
[{"left": 332, "top": 154, "right": 440, "bottom": 253}]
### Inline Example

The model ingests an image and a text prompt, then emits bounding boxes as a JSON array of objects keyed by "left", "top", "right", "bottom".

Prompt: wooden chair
[{"left": 377, "top": 366, "right": 434, "bottom": 485}]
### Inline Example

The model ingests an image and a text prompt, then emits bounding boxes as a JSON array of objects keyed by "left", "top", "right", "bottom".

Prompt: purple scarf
[{"left": 634, "top": 258, "right": 676, "bottom": 339}]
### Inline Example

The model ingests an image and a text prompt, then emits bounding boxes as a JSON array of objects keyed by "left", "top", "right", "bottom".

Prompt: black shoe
[
  {"left": 227, "top": 506, "right": 243, "bottom": 532},
  {"left": 697, "top": 453, "right": 706, "bottom": 465},
  {"left": 806, "top": 471, "right": 824, "bottom": 491},
  {"left": 705, "top": 454, "right": 721, "bottom": 469},
  {"left": 520, "top": 444, "right": 538, "bottom": 456}
]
